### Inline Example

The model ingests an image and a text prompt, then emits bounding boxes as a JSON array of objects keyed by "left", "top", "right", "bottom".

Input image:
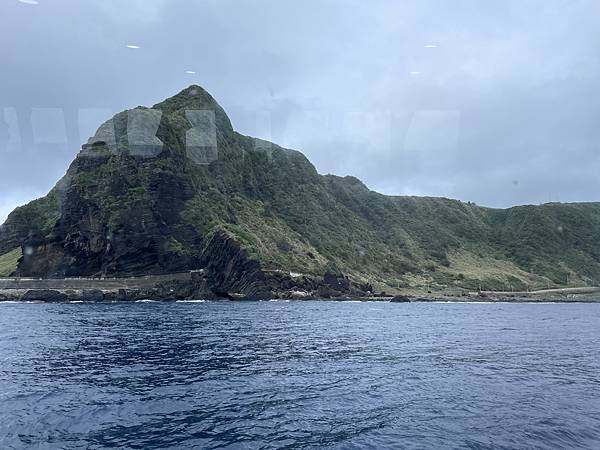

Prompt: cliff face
[{"left": 1, "top": 85, "right": 600, "bottom": 296}]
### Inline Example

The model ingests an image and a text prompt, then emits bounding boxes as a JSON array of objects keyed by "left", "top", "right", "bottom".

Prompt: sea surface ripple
[{"left": 1, "top": 301, "right": 599, "bottom": 449}]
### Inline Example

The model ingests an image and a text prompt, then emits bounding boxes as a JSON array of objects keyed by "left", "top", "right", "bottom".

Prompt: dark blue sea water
[{"left": 1, "top": 301, "right": 599, "bottom": 449}]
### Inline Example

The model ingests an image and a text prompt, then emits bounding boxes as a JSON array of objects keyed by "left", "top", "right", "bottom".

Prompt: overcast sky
[{"left": 1, "top": 0, "right": 600, "bottom": 223}]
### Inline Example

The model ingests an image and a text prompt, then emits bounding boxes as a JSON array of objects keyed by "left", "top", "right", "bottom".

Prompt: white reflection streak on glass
[
  {"left": 185, "top": 110, "right": 217, "bottom": 164},
  {"left": 127, "top": 109, "right": 163, "bottom": 157}
]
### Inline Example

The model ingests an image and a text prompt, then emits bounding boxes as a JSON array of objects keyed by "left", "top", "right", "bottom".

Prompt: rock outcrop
[
  {"left": 1, "top": 84, "right": 600, "bottom": 296},
  {"left": 22, "top": 290, "right": 69, "bottom": 303}
]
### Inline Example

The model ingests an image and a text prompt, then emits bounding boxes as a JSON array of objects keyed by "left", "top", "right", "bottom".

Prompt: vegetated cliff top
[{"left": 1, "top": 85, "right": 599, "bottom": 294}]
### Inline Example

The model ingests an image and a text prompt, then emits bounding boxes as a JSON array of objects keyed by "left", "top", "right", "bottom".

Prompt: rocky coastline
[
  {"left": 0, "top": 266, "right": 380, "bottom": 303},
  {"left": 1, "top": 277, "right": 598, "bottom": 304}
]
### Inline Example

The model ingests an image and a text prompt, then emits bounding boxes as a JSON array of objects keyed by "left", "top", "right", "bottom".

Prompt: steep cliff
[{"left": 1, "top": 85, "right": 599, "bottom": 296}]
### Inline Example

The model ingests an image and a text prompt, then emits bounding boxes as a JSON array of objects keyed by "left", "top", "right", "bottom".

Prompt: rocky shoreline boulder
[{"left": 22, "top": 290, "right": 69, "bottom": 302}]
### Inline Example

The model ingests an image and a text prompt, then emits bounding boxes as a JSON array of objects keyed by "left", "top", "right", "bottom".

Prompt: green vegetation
[
  {"left": 168, "top": 238, "right": 195, "bottom": 256},
  {"left": 0, "top": 185, "right": 62, "bottom": 255},
  {"left": 0, "top": 248, "right": 21, "bottom": 277},
  {"left": 2, "top": 84, "right": 600, "bottom": 294}
]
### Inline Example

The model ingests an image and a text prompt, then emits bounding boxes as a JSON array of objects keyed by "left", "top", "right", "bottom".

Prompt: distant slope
[
  {"left": 0, "top": 247, "right": 21, "bottom": 277},
  {"left": 1, "top": 85, "right": 599, "bottom": 295}
]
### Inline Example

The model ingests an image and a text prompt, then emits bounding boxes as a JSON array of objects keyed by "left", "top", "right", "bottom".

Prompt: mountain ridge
[{"left": 1, "top": 85, "right": 599, "bottom": 297}]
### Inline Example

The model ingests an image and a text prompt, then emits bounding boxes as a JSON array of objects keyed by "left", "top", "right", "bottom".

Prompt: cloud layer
[{"left": 1, "top": 0, "right": 599, "bottom": 222}]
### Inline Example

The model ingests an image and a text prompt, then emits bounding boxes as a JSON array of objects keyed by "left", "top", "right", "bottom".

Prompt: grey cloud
[{"left": 1, "top": 0, "right": 599, "bottom": 222}]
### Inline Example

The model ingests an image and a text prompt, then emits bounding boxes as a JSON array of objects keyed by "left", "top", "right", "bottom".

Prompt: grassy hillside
[
  {"left": 0, "top": 248, "right": 21, "bottom": 277},
  {"left": 1, "top": 85, "right": 599, "bottom": 295}
]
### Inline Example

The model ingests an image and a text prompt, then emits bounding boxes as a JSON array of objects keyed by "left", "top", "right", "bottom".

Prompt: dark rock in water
[
  {"left": 0, "top": 291, "right": 24, "bottom": 302},
  {"left": 102, "top": 289, "right": 126, "bottom": 302},
  {"left": 22, "top": 290, "right": 68, "bottom": 302},
  {"left": 390, "top": 295, "right": 411, "bottom": 303},
  {"left": 81, "top": 289, "right": 104, "bottom": 302}
]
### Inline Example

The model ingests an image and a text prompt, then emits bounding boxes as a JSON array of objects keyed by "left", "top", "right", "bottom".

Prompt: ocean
[{"left": 1, "top": 300, "right": 599, "bottom": 449}]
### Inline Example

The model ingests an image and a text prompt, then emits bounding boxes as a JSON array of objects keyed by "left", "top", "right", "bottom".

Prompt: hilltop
[{"left": 1, "top": 85, "right": 599, "bottom": 299}]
